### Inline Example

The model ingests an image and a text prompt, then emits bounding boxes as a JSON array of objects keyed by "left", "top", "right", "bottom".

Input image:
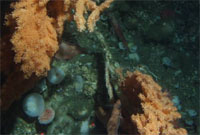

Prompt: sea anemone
[
  {"left": 47, "top": 67, "right": 65, "bottom": 85},
  {"left": 23, "top": 93, "right": 45, "bottom": 117},
  {"left": 38, "top": 107, "right": 55, "bottom": 125}
]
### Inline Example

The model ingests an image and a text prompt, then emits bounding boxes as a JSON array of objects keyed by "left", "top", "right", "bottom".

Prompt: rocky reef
[{"left": 1, "top": 0, "right": 199, "bottom": 135}]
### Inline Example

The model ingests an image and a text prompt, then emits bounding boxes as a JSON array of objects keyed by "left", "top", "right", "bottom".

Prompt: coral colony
[
  {"left": 5, "top": 0, "right": 114, "bottom": 78},
  {"left": 1, "top": 0, "right": 114, "bottom": 110}
]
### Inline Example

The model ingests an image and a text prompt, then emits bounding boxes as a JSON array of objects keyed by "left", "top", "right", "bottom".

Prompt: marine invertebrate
[
  {"left": 55, "top": 41, "right": 82, "bottom": 60},
  {"left": 38, "top": 107, "right": 55, "bottom": 125},
  {"left": 23, "top": 93, "right": 45, "bottom": 117},
  {"left": 23, "top": 93, "right": 55, "bottom": 124},
  {"left": 47, "top": 67, "right": 65, "bottom": 85},
  {"left": 120, "top": 71, "right": 187, "bottom": 135},
  {"left": 74, "top": 0, "right": 114, "bottom": 32},
  {"left": 0, "top": 0, "right": 113, "bottom": 112},
  {"left": 1, "top": 0, "right": 113, "bottom": 110},
  {"left": 95, "top": 70, "right": 188, "bottom": 134},
  {"left": 107, "top": 100, "right": 121, "bottom": 135},
  {"left": 5, "top": 0, "right": 114, "bottom": 78},
  {"left": 46, "top": 0, "right": 71, "bottom": 37},
  {"left": 0, "top": 25, "right": 40, "bottom": 110},
  {"left": 7, "top": 0, "right": 59, "bottom": 78}
]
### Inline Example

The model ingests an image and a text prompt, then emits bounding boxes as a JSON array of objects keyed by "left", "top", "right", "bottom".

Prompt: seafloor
[{"left": 1, "top": 0, "right": 199, "bottom": 135}]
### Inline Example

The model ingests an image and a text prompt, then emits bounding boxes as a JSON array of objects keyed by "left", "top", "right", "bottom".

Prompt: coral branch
[
  {"left": 87, "top": 0, "right": 114, "bottom": 32},
  {"left": 75, "top": 0, "right": 114, "bottom": 32},
  {"left": 107, "top": 100, "right": 121, "bottom": 135}
]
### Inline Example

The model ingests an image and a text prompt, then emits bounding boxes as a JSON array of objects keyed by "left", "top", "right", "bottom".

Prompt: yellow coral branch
[
  {"left": 87, "top": 0, "right": 114, "bottom": 32},
  {"left": 74, "top": 0, "right": 87, "bottom": 31},
  {"left": 75, "top": 0, "right": 114, "bottom": 32}
]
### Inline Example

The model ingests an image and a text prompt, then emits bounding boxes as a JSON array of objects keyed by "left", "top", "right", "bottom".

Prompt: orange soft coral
[
  {"left": 74, "top": 0, "right": 114, "bottom": 32},
  {"left": 9, "top": 0, "right": 58, "bottom": 78},
  {"left": 1, "top": 0, "right": 114, "bottom": 110},
  {"left": 120, "top": 71, "right": 187, "bottom": 135},
  {"left": 6, "top": 0, "right": 114, "bottom": 78}
]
